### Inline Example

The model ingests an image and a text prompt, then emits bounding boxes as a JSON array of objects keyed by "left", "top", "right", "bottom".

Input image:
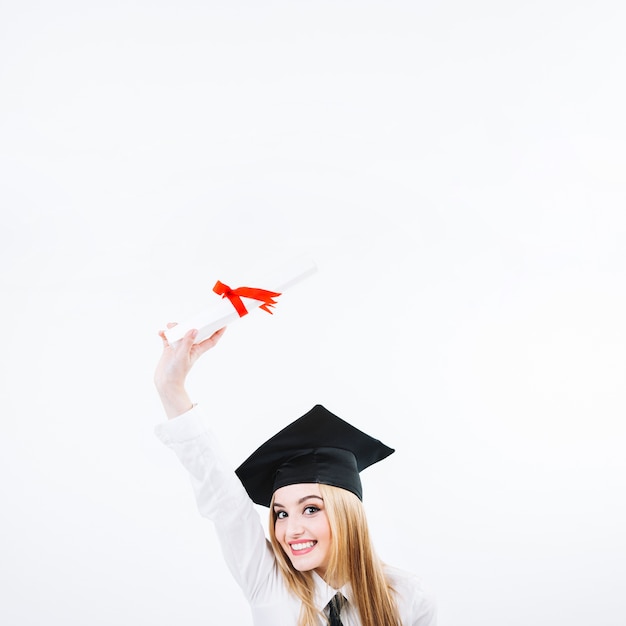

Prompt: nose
[{"left": 285, "top": 516, "right": 305, "bottom": 539}]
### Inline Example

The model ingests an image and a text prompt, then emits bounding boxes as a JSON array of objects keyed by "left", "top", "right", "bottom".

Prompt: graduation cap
[{"left": 235, "top": 404, "right": 395, "bottom": 507}]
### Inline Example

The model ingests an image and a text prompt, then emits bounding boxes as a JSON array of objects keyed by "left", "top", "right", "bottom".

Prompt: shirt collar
[{"left": 311, "top": 571, "right": 354, "bottom": 611}]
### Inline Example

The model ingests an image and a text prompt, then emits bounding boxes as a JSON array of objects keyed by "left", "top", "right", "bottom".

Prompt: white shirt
[{"left": 155, "top": 406, "right": 437, "bottom": 626}]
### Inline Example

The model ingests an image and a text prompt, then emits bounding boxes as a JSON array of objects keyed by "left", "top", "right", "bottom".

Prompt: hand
[{"left": 154, "top": 323, "right": 226, "bottom": 419}]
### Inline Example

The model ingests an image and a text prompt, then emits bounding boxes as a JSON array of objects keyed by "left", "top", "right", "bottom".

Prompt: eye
[
  {"left": 275, "top": 510, "right": 287, "bottom": 520},
  {"left": 304, "top": 505, "right": 320, "bottom": 515}
]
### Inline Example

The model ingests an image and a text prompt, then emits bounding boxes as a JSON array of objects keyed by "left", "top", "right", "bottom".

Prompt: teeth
[{"left": 292, "top": 541, "right": 315, "bottom": 551}]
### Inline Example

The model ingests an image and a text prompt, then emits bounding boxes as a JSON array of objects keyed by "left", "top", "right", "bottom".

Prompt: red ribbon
[{"left": 213, "top": 280, "right": 282, "bottom": 317}]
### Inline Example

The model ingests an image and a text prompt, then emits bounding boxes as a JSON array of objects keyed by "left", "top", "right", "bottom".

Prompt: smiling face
[{"left": 272, "top": 483, "right": 333, "bottom": 578}]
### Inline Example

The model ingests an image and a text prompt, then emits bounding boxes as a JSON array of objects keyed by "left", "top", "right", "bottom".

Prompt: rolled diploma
[{"left": 164, "top": 257, "right": 318, "bottom": 344}]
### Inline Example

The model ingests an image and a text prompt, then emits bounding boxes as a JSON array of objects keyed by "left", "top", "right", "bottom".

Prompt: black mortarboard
[{"left": 235, "top": 404, "right": 395, "bottom": 507}]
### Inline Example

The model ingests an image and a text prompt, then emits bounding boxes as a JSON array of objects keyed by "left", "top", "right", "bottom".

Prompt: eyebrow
[{"left": 273, "top": 495, "right": 324, "bottom": 509}]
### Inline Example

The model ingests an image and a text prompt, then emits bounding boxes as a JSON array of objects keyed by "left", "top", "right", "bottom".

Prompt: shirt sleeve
[
  {"left": 154, "top": 406, "right": 277, "bottom": 600},
  {"left": 384, "top": 565, "right": 437, "bottom": 626},
  {"left": 411, "top": 581, "right": 437, "bottom": 626},
  {"left": 414, "top": 595, "right": 437, "bottom": 626}
]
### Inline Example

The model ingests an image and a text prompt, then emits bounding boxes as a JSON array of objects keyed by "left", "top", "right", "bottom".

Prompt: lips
[{"left": 290, "top": 540, "right": 317, "bottom": 554}]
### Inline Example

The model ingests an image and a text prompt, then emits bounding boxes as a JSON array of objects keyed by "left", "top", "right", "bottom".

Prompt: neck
[{"left": 316, "top": 568, "right": 346, "bottom": 590}]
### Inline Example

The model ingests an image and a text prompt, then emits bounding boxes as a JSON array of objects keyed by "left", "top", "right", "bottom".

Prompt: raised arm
[
  {"left": 154, "top": 324, "right": 226, "bottom": 419},
  {"left": 153, "top": 324, "right": 280, "bottom": 601}
]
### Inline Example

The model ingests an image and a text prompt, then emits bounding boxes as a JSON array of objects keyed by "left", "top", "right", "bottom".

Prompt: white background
[{"left": 1, "top": 1, "right": 625, "bottom": 625}]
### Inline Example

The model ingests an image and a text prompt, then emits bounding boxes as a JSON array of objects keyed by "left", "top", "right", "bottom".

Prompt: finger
[
  {"left": 193, "top": 327, "right": 227, "bottom": 355},
  {"left": 181, "top": 328, "right": 199, "bottom": 351},
  {"left": 212, "top": 326, "right": 227, "bottom": 341},
  {"left": 202, "top": 326, "right": 227, "bottom": 346},
  {"left": 158, "top": 329, "right": 170, "bottom": 348},
  {"left": 166, "top": 322, "right": 178, "bottom": 329}
]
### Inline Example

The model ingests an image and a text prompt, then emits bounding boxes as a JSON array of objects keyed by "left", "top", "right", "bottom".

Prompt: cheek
[
  {"left": 314, "top": 517, "right": 332, "bottom": 543},
  {"left": 273, "top": 521, "right": 286, "bottom": 545}
]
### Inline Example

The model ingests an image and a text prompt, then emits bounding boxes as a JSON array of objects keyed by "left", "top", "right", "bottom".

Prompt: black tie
[{"left": 327, "top": 592, "right": 345, "bottom": 626}]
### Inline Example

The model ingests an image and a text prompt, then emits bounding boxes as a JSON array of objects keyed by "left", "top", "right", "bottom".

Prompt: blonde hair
[{"left": 269, "top": 484, "right": 400, "bottom": 626}]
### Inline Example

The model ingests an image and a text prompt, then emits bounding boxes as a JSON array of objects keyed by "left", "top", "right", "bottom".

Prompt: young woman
[{"left": 154, "top": 325, "right": 436, "bottom": 626}]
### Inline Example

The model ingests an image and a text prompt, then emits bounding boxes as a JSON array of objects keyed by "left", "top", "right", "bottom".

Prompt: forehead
[{"left": 272, "top": 482, "right": 322, "bottom": 505}]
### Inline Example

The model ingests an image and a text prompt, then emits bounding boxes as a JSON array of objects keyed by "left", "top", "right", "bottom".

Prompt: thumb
[{"left": 181, "top": 328, "right": 199, "bottom": 353}]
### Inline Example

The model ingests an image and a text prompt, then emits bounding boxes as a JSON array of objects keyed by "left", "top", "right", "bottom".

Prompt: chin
[
  {"left": 290, "top": 560, "right": 315, "bottom": 572},
  {"left": 290, "top": 558, "right": 327, "bottom": 575}
]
